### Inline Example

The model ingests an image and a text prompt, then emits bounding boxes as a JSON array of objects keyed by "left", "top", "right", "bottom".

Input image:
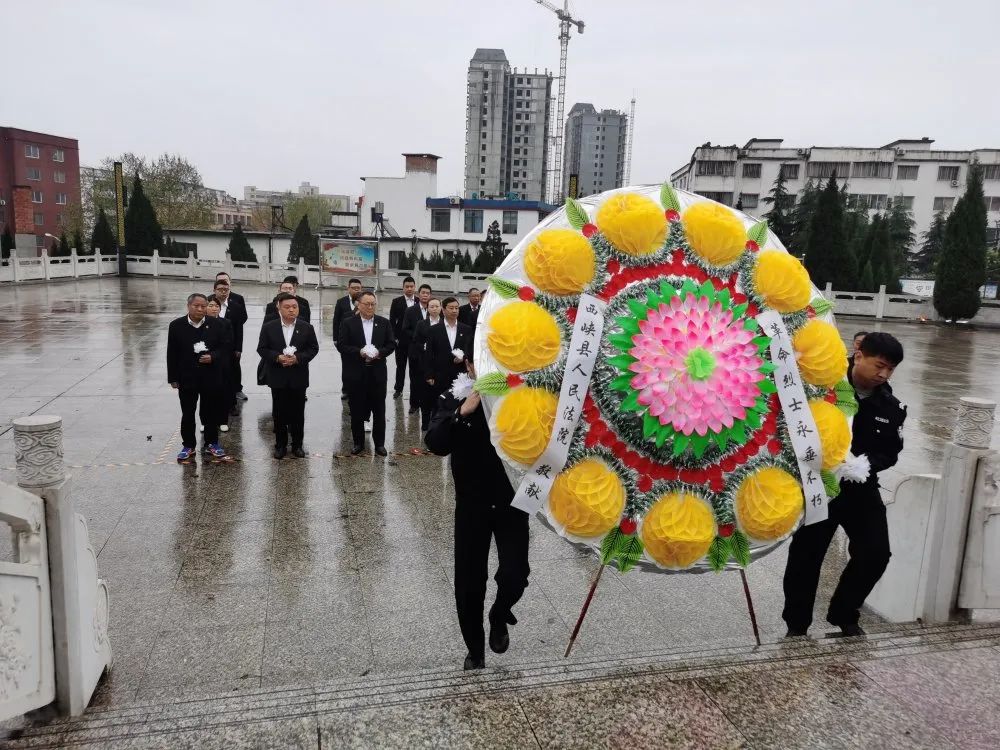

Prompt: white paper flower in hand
[
  {"left": 282, "top": 346, "right": 297, "bottom": 356},
  {"left": 452, "top": 348, "right": 465, "bottom": 362},
  {"left": 193, "top": 342, "right": 208, "bottom": 354},
  {"left": 834, "top": 453, "right": 871, "bottom": 484},
  {"left": 361, "top": 344, "right": 379, "bottom": 359},
  {"left": 449, "top": 372, "right": 474, "bottom": 400}
]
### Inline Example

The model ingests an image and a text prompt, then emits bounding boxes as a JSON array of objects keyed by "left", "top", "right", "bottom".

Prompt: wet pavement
[{"left": 2, "top": 278, "right": 1000, "bottom": 747}]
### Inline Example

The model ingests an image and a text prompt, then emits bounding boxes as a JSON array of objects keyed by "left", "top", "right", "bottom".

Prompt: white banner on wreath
[
  {"left": 512, "top": 294, "right": 607, "bottom": 514},
  {"left": 756, "top": 310, "right": 829, "bottom": 525}
]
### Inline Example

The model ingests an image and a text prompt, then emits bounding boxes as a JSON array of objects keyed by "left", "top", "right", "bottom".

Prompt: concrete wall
[{"left": 359, "top": 170, "right": 436, "bottom": 237}]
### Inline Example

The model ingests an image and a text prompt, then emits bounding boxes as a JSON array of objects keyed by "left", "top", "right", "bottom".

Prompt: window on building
[
  {"left": 502, "top": 210, "right": 518, "bottom": 234},
  {"left": 849, "top": 193, "right": 888, "bottom": 210},
  {"left": 464, "top": 209, "right": 483, "bottom": 233},
  {"left": 517, "top": 77, "right": 523, "bottom": 83},
  {"left": 26, "top": 167, "right": 41, "bottom": 181},
  {"left": 32, "top": 190, "right": 43, "bottom": 203},
  {"left": 742, "top": 163, "right": 762, "bottom": 179},
  {"left": 53, "top": 170, "right": 66, "bottom": 183},
  {"left": 937, "top": 165, "right": 961, "bottom": 182},
  {"left": 483, "top": 71, "right": 489, "bottom": 78},
  {"left": 896, "top": 196, "right": 915, "bottom": 210},
  {"left": 851, "top": 162, "right": 893, "bottom": 179},
  {"left": 52, "top": 149, "right": 64, "bottom": 162},
  {"left": 896, "top": 165, "right": 919, "bottom": 180},
  {"left": 35, "top": 235, "right": 45, "bottom": 248},
  {"left": 481, "top": 131, "right": 486, "bottom": 139},
  {"left": 515, "top": 125, "right": 521, "bottom": 132},
  {"left": 695, "top": 191, "right": 733, "bottom": 206},
  {"left": 807, "top": 162, "right": 851, "bottom": 179},
  {"left": 780, "top": 163, "right": 800, "bottom": 180},
  {"left": 56, "top": 212, "right": 65, "bottom": 225},
  {"left": 480, "top": 168, "right": 485, "bottom": 175},
  {"left": 480, "top": 179, "right": 485, "bottom": 186},
  {"left": 983, "top": 165, "right": 1000, "bottom": 180},
  {"left": 932, "top": 196, "right": 955, "bottom": 212},
  {"left": 25, "top": 144, "right": 40, "bottom": 159},
  {"left": 481, "top": 144, "right": 486, "bottom": 150},
  {"left": 216, "top": 213, "right": 223, "bottom": 224},
  {"left": 431, "top": 209, "right": 451, "bottom": 232},
  {"left": 739, "top": 193, "right": 759, "bottom": 209},
  {"left": 696, "top": 161, "right": 735, "bottom": 177},
  {"left": 481, "top": 119, "right": 486, "bottom": 126},
  {"left": 34, "top": 212, "right": 44, "bottom": 226},
  {"left": 983, "top": 196, "right": 1000, "bottom": 212},
  {"left": 55, "top": 193, "right": 67, "bottom": 205}
]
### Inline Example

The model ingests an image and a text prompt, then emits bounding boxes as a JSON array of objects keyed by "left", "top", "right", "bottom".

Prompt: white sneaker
[
  {"left": 364, "top": 420, "right": 372, "bottom": 433},
  {"left": 220, "top": 424, "right": 229, "bottom": 433}
]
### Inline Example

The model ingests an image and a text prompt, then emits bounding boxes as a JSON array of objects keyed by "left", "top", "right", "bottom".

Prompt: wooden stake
[
  {"left": 739, "top": 568, "right": 761, "bottom": 646},
  {"left": 564, "top": 564, "right": 605, "bottom": 658}
]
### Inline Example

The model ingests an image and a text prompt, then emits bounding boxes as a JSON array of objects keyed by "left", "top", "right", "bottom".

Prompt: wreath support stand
[
  {"left": 739, "top": 568, "right": 761, "bottom": 646},
  {"left": 564, "top": 563, "right": 605, "bottom": 658}
]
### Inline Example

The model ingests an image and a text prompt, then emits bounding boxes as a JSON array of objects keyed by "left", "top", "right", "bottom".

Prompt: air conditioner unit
[
  {"left": 448, "top": 196, "right": 462, "bottom": 205},
  {"left": 951, "top": 180, "right": 959, "bottom": 188}
]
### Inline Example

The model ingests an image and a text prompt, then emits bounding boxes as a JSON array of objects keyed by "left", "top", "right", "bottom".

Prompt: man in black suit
[
  {"left": 425, "top": 296, "right": 474, "bottom": 399},
  {"left": 333, "top": 278, "right": 363, "bottom": 402},
  {"left": 212, "top": 279, "right": 247, "bottom": 417},
  {"left": 458, "top": 287, "right": 482, "bottom": 330},
  {"left": 257, "top": 293, "right": 320, "bottom": 459},
  {"left": 167, "top": 293, "right": 229, "bottom": 461},
  {"left": 389, "top": 276, "right": 417, "bottom": 399},
  {"left": 401, "top": 283, "right": 432, "bottom": 414},
  {"left": 338, "top": 290, "right": 396, "bottom": 456},
  {"left": 263, "top": 276, "right": 312, "bottom": 324},
  {"left": 216, "top": 272, "right": 249, "bottom": 402}
]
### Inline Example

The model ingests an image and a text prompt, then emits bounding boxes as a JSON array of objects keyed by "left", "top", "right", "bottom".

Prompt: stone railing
[{"left": 0, "top": 250, "right": 119, "bottom": 282}]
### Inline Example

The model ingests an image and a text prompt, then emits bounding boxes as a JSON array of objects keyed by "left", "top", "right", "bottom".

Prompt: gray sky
[{"left": 5, "top": 0, "right": 998, "bottom": 201}]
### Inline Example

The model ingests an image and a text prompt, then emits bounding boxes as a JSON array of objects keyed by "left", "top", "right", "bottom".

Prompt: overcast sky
[{"left": 5, "top": 0, "right": 998, "bottom": 201}]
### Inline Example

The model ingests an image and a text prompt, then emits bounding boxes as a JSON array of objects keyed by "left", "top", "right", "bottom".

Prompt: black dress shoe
[
  {"left": 784, "top": 627, "right": 808, "bottom": 638},
  {"left": 488, "top": 620, "right": 509, "bottom": 654},
  {"left": 351, "top": 445, "right": 365, "bottom": 456},
  {"left": 291, "top": 447, "right": 306, "bottom": 458},
  {"left": 837, "top": 623, "right": 866, "bottom": 637},
  {"left": 393, "top": 390, "right": 402, "bottom": 399},
  {"left": 463, "top": 654, "right": 485, "bottom": 670},
  {"left": 273, "top": 446, "right": 287, "bottom": 459},
  {"left": 375, "top": 446, "right": 388, "bottom": 456}
]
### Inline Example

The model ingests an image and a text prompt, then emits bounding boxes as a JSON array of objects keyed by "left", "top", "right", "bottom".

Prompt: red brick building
[{"left": 0, "top": 127, "right": 81, "bottom": 255}]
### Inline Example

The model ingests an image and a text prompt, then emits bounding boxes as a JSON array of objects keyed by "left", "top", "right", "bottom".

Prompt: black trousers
[
  {"left": 178, "top": 386, "right": 219, "bottom": 448},
  {"left": 408, "top": 351, "right": 424, "bottom": 409},
  {"left": 272, "top": 387, "right": 306, "bottom": 448},
  {"left": 347, "top": 376, "right": 386, "bottom": 447},
  {"left": 232, "top": 356, "right": 243, "bottom": 392},
  {"left": 782, "top": 487, "right": 891, "bottom": 631},
  {"left": 423, "top": 382, "right": 444, "bottom": 430},
  {"left": 394, "top": 339, "right": 409, "bottom": 394},
  {"left": 454, "top": 500, "right": 530, "bottom": 660}
]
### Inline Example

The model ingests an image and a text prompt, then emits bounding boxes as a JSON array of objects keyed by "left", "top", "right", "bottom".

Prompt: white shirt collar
[{"left": 187, "top": 316, "right": 204, "bottom": 328}]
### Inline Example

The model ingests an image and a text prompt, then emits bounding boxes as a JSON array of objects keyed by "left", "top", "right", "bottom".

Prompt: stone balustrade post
[
  {"left": 95, "top": 250, "right": 103, "bottom": 278},
  {"left": 452, "top": 263, "right": 460, "bottom": 294},
  {"left": 42, "top": 248, "right": 51, "bottom": 281},
  {"left": 876, "top": 284, "right": 887, "bottom": 319},
  {"left": 11, "top": 249, "right": 20, "bottom": 282},
  {"left": 70, "top": 248, "right": 78, "bottom": 278},
  {"left": 152, "top": 249, "right": 160, "bottom": 278},
  {"left": 413, "top": 259, "right": 421, "bottom": 287},
  {"left": 187, "top": 250, "right": 195, "bottom": 279},
  {"left": 14, "top": 415, "right": 112, "bottom": 716}
]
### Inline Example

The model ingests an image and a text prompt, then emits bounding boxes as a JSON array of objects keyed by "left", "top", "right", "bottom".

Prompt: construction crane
[
  {"left": 624, "top": 92, "right": 636, "bottom": 186},
  {"left": 532, "top": 0, "right": 584, "bottom": 203}
]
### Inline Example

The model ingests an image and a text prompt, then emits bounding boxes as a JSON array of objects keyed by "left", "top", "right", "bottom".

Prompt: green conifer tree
[
  {"left": 803, "top": 174, "right": 857, "bottom": 289},
  {"left": 124, "top": 175, "right": 163, "bottom": 256},
  {"left": 934, "top": 163, "right": 988, "bottom": 320},
  {"left": 761, "top": 170, "right": 794, "bottom": 245},
  {"left": 227, "top": 223, "right": 257, "bottom": 263},
  {"left": 90, "top": 208, "right": 118, "bottom": 255}
]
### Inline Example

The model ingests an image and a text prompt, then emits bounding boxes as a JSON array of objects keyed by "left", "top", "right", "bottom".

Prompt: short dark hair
[
  {"left": 442, "top": 296, "right": 459, "bottom": 309},
  {"left": 403, "top": 276, "right": 415, "bottom": 284},
  {"left": 853, "top": 331, "right": 869, "bottom": 340},
  {"left": 213, "top": 279, "right": 229, "bottom": 289},
  {"left": 358, "top": 290, "right": 376, "bottom": 303},
  {"left": 859, "top": 332, "right": 904, "bottom": 365},
  {"left": 418, "top": 283, "right": 432, "bottom": 293},
  {"left": 275, "top": 292, "right": 297, "bottom": 305},
  {"left": 348, "top": 277, "right": 362, "bottom": 286},
  {"left": 187, "top": 293, "right": 207, "bottom": 304},
  {"left": 282, "top": 275, "right": 299, "bottom": 285},
  {"left": 215, "top": 271, "right": 230, "bottom": 280},
  {"left": 206, "top": 295, "right": 221, "bottom": 305},
  {"left": 468, "top": 287, "right": 480, "bottom": 294}
]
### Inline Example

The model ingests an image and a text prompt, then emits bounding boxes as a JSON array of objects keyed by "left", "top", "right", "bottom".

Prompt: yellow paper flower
[
  {"left": 682, "top": 202, "right": 747, "bottom": 267},
  {"left": 494, "top": 387, "right": 558, "bottom": 464},
  {"left": 524, "top": 229, "right": 596, "bottom": 296},
  {"left": 641, "top": 492, "right": 716, "bottom": 569},
  {"left": 594, "top": 193, "right": 667, "bottom": 257},
  {"left": 753, "top": 250, "right": 812, "bottom": 313},
  {"left": 810, "top": 399, "right": 851, "bottom": 470},
  {"left": 549, "top": 458, "right": 626, "bottom": 538},
  {"left": 735, "top": 467, "right": 804, "bottom": 541},
  {"left": 487, "top": 301, "right": 561, "bottom": 372},
  {"left": 792, "top": 320, "right": 848, "bottom": 388}
]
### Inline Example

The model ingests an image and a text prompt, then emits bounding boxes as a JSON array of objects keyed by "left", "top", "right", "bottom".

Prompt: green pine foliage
[
  {"left": 227, "top": 223, "right": 257, "bottom": 263},
  {"left": 887, "top": 196, "right": 916, "bottom": 276},
  {"left": 1, "top": 224, "right": 14, "bottom": 259},
  {"left": 90, "top": 208, "right": 118, "bottom": 255},
  {"left": 287, "top": 214, "right": 312, "bottom": 264},
  {"left": 54, "top": 232, "right": 71, "bottom": 257},
  {"left": 910, "top": 211, "right": 945, "bottom": 276},
  {"left": 124, "top": 175, "right": 164, "bottom": 256},
  {"left": 472, "top": 220, "right": 507, "bottom": 273},
  {"left": 789, "top": 179, "right": 820, "bottom": 255},
  {"left": 934, "top": 163, "right": 988, "bottom": 320},
  {"left": 803, "top": 174, "right": 857, "bottom": 289},
  {"left": 870, "top": 215, "right": 901, "bottom": 293},
  {"left": 761, "top": 170, "right": 793, "bottom": 245},
  {"left": 72, "top": 229, "right": 85, "bottom": 255},
  {"left": 857, "top": 260, "right": 875, "bottom": 293}
]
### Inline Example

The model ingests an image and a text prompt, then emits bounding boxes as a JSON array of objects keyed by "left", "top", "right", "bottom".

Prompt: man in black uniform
[
  {"left": 782, "top": 332, "right": 906, "bottom": 637},
  {"left": 424, "top": 377, "right": 530, "bottom": 670},
  {"left": 389, "top": 276, "right": 417, "bottom": 399},
  {"left": 263, "top": 276, "right": 312, "bottom": 324},
  {"left": 215, "top": 272, "right": 249, "bottom": 402}
]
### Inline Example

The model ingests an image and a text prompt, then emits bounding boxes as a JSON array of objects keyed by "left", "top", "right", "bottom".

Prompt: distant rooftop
[{"left": 471, "top": 48, "right": 509, "bottom": 64}]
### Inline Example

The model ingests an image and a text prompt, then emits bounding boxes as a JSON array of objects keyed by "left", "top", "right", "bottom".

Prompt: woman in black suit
[
  {"left": 411, "top": 298, "right": 442, "bottom": 431},
  {"left": 206, "top": 295, "right": 234, "bottom": 433}
]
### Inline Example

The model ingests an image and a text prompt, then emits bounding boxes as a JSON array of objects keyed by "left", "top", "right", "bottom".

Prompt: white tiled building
[{"left": 670, "top": 138, "right": 1000, "bottom": 243}]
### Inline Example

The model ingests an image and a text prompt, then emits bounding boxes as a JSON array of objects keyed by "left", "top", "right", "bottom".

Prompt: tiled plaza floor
[{"left": 2, "top": 278, "right": 1000, "bottom": 747}]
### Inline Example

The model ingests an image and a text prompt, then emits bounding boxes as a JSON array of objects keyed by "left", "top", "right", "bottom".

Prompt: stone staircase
[{"left": 5, "top": 620, "right": 1000, "bottom": 748}]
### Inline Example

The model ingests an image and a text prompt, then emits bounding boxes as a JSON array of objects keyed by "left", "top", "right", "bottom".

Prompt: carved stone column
[
  {"left": 14, "top": 415, "right": 64, "bottom": 488},
  {"left": 954, "top": 397, "right": 997, "bottom": 449}
]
